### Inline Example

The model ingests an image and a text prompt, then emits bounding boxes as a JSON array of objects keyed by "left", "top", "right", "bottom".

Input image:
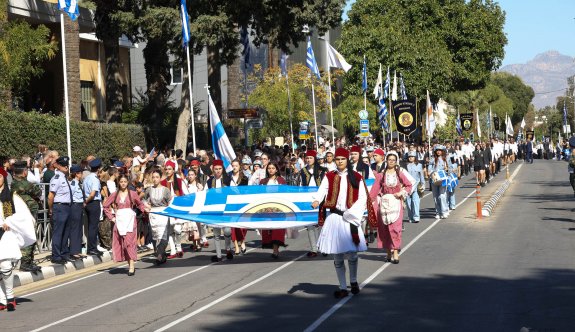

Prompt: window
[
  {"left": 170, "top": 66, "right": 183, "bottom": 85},
  {"left": 81, "top": 81, "right": 95, "bottom": 120}
]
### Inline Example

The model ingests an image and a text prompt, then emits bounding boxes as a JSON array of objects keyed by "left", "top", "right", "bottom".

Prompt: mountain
[{"left": 498, "top": 51, "right": 575, "bottom": 110}]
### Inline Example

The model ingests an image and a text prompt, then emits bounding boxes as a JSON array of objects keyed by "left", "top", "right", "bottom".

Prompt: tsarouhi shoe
[
  {"left": 334, "top": 289, "right": 349, "bottom": 299},
  {"left": 350, "top": 282, "right": 360, "bottom": 295},
  {"left": 211, "top": 255, "right": 223, "bottom": 262},
  {"left": 7, "top": 298, "right": 16, "bottom": 311}
]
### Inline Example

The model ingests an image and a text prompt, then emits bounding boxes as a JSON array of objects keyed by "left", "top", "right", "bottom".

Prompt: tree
[
  {"left": 339, "top": 0, "right": 506, "bottom": 100},
  {"left": 491, "top": 72, "right": 534, "bottom": 124}
]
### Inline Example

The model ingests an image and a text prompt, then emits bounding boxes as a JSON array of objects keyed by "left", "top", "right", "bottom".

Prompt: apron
[{"left": 115, "top": 208, "right": 136, "bottom": 236}]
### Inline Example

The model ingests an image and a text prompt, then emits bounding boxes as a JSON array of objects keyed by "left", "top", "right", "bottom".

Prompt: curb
[
  {"left": 481, "top": 164, "right": 523, "bottom": 217},
  {"left": 14, "top": 251, "right": 113, "bottom": 288}
]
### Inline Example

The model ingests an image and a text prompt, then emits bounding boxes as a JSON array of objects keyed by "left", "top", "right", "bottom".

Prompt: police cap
[
  {"left": 56, "top": 156, "right": 70, "bottom": 166},
  {"left": 89, "top": 158, "right": 102, "bottom": 169}
]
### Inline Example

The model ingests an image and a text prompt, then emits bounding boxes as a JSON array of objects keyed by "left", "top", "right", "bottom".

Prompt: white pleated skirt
[{"left": 317, "top": 214, "right": 367, "bottom": 254}]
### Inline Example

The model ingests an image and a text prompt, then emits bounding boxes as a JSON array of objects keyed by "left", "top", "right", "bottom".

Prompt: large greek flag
[
  {"left": 362, "top": 56, "right": 368, "bottom": 93},
  {"left": 208, "top": 94, "right": 236, "bottom": 172},
  {"left": 58, "top": 0, "right": 79, "bottom": 21},
  {"left": 383, "top": 67, "right": 390, "bottom": 99},
  {"left": 399, "top": 73, "right": 407, "bottom": 100},
  {"left": 155, "top": 179, "right": 374, "bottom": 229},
  {"left": 180, "top": 0, "right": 191, "bottom": 45},
  {"left": 306, "top": 37, "right": 321, "bottom": 79}
]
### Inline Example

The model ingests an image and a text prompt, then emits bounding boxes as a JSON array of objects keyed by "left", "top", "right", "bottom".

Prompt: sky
[{"left": 343, "top": 0, "right": 575, "bottom": 66}]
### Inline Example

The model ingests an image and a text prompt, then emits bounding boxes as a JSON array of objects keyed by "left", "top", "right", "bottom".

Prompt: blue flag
[
  {"left": 180, "top": 0, "right": 191, "bottom": 45},
  {"left": 563, "top": 99, "right": 568, "bottom": 126},
  {"left": 306, "top": 37, "right": 321, "bottom": 79},
  {"left": 240, "top": 26, "right": 251, "bottom": 69},
  {"left": 456, "top": 111, "right": 462, "bottom": 136},
  {"left": 362, "top": 56, "right": 368, "bottom": 93},
  {"left": 58, "top": 0, "right": 79, "bottom": 21},
  {"left": 378, "top": 98, "right": 389, "bottom": 131},
  {"left": 383, "top": 67, "right": 390, "bottom": 99},
  {"left": 399, "top": 73, "right": 407, "bottom": 100}
]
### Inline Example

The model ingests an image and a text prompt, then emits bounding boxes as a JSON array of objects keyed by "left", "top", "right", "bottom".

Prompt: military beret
[
  {"left": 56, "top": 156, "right": 70, "bottom": 166},
  {"left": 89, "top": 158, "right": 102, "bottom": 168},
  {"left": 70, "top": 164, "right": 83, "bottom": 173}
]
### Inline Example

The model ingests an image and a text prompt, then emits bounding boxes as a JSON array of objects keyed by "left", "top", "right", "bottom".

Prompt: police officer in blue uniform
[
  {"left": 48, "top": 156, "right": 73, "bottom": 264},
  {"left": 83, "top": 158, "right": 103, "bottom": 256},
  {"left": 69, "top": 164, "right": 86, "bottom": 260}
]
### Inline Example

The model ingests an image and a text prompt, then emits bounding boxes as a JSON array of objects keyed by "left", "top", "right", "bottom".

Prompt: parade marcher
[
  {"left": 208, "top": 160, "right": 234, "bottom": 262},
  {"left": 429, "top": 146, "right": 451, "bottom": 219},
  {"left": 143, "top": 169, "right": 172, "bottom": 265},
  {"left": 260, "top": 162, "right": 288, "bottom": 259},
  {"left": 10, "top": 161, "right": 42, "bottom": 272},
  {"left": 369, "top": 151, "right": 413, "bottom": 264},
  {"left": 322, "top": 151, "right": 336, "bottom": 171},
  {"left": 446, "top": 163, "right": 458, "bottom": 210},
  {"left": 406, "top": 151, "right": 424, "bottom": 223},
  {"left": 370, "top": 148, "right": 386, "bottom": 173},
  {"left": 525, "top": 138, "right": 533, "bottom": 164},
  {"left": 83, "top": 158, "right": 103, "bottom": 256},
  {"left": 248, "top": 153, "right": 270, "bottom": 185},
  {"left": 48, "top": 156, "right": 74, "bottom": 264},
  {"left": 483, "top": 142, "right": 492, "bottom": 184},
  {"left": 568, "top": 148, "right": 575, "bottom": 197},
  {"left": 0, "top": 168, "right": 36, "bottom": 312},
  {"left": 228, "top": 159, "right": 249, "bottom": 255},
  {"left": 103, "top": 174, "right": 146, "bottom": 276},
  {"left": 349, "top": 145, "right": 374, "bottom": 179},
  {"left": 241, "top": 156, "right": 253, "bottom": 180},
  {"left": 161, "top": 160, "right": 185, "bottom": 259},
  {"left": 299, "top": 150, "right": 326, "bottom": 257},
  {"left": 312, "top": 147, "right": 376, "bottom": 298},
  {"left": 472, "top": 144, "right": 485, "bottom": 186},
  {"left": 68, "top": 165, "right": 86, "bottom": 260}
]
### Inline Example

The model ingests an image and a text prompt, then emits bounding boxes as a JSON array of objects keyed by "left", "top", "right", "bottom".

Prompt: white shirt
[
  {"left": 132, "top": 155, "right": 147, "bottom": 167},
  {"left": 26, "top": 168, "right": 41, "bottom": 184},
  {"left": 248, "top": 168, "right": 267, "bottom": 185},
  {"left": 107, "top": 180, "right": 117, "bottom": 195},
  {"left": 307, "top": 167, "right": 316, "bottom": 187}
]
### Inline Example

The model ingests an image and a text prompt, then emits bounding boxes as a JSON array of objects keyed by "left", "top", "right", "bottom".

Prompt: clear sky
[{"left": 343, "top": 0, "right": 575, "bottom": 66}]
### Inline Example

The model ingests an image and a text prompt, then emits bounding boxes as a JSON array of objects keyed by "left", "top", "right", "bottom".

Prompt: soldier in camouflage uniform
[{"left": 11, "top": 161, "right": 42, "bottom": 273}]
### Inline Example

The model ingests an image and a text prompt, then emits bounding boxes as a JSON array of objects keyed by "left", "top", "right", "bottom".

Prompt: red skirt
[
  {"left": 261, "top": 229, "right": 286, "bottom": 249},
  {"left": 231, "top": 228, "right": 247, "bottom": 242}
]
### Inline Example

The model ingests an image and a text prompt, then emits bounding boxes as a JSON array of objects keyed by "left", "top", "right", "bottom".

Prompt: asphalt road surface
[{"left": 2, "top": 160, "right": 574, "bottom": 332}]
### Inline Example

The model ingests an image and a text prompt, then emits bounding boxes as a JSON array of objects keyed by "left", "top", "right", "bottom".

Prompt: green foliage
[
  {"left": 491, "top": 72, "right": 534, "bottom": 123},
  {"left": 434, "top": 114, "right": 458, "bottom": 142},
  {"left": 340, "top": 0, "right": 506, "bottom": 100},
  {"left": 0, "top": 20, "right": 57, "bottom": 104},
  {"left": 0, "top": 110, "right": 145, "bottom": 161}
]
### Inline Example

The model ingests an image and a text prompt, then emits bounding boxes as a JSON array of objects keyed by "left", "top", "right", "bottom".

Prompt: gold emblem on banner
[
  {"left": 398, "top": 112, "right": 414, "bottom": 128},
  {"left": 463, "top": 119, "right": 471, "bottom": 130}
]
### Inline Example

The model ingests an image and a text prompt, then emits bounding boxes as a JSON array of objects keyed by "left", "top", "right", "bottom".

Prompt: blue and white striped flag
[
  {"left": 362, "top": 56, "right": 368, "bottom": 93},
  {"left": 180, "top": 0, "right": 191, "bottom": 45},
  {"left": 383, "top": 67, "right": 390, "bottom": 99},
  {"left": 306, "top": 37, "right": 321, "bottom": 79},
  {"left": 240, "top": 26, "right": 251, "bottom": 69},
  {"left": 58, "top": 0, "right": 79, "bottom": 21},
  {"left": 208, "top": 93, "right": 236, "bottom": 172},
  {"left": 399, "top": 73, "right": 407, "bottom": 100},
  {"left": 456, "top": 110, "right": 462, "bottom": 136},
  {"left": 378, "top": 98, "right": 389, "bottom": 131},
  {"left": 563, "top": 99, "right": 568, "bottom": 126}
]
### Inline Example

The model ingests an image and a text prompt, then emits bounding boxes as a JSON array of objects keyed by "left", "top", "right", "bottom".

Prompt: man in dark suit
[{"left": 525, "top": 138, "right": 533, "bottom": 164}]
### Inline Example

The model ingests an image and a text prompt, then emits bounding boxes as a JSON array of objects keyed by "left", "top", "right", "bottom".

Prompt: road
[{"left": 1, "top": 160, "right": 574, "bottom": 332}]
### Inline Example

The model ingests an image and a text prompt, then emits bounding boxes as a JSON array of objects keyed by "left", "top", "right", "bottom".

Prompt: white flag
[
  {"left": 208, "top": 94, "right": 236, "bottom": 172},
  {"left": 476, "top": 109, "right": 481, "bottom": 138},
  {"left": 373, "top": 64, "right": 383, "bottom": 100},
  {"left": 326, "top": 43, "right": 352, "bottom": 72},
  {"left": 426, "top": 90, "right": 436, "bottom": 137},
  {"left": 391, "top": 70, "right": 398, "bottom": 101},
  {"left": 506, "top": 114, "right": 514, "bottom": 136},
  {"left": 520, "top": 117, "right": 526, "bottom": 129}
]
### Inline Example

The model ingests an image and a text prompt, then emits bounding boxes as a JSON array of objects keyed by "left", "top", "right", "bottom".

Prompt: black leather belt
[
  {"left": 54, "top": 202, "right": 71, "bottom": 206},
  {"left": 330, "top": 208, "right": 344, "bottom": 216}
]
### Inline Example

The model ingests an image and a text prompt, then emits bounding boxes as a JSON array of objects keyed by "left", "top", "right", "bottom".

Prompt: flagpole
[
  {"left": 311, "top": 79, "right": 319, "bottom": 151},
  {"left": 325, "top": 38, "right": 335, "bottom": 145},
  {"left": 286, "top": 71, "right": 295, "bottom": 155},
  {"left": 186, "top": 45, "right": 197, "bottom": 156},
  {"left": 60, "top": 13, "right": 72, "bottom": 164}
]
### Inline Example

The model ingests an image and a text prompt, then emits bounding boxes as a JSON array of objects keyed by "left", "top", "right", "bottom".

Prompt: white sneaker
[
  {"left": 442, "top": 212, "right": 449, "bottom": 219},
  {"left": 435, "top": 214, "right": 441, "bottom": 219},
  {"left": 146, "top": 243, "right": 154, "bottom": 249}
]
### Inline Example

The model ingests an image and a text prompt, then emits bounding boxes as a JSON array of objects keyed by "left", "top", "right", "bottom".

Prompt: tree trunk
[
  {"left": 143, "top": 37, "right": 170, "bottom": 145},
  {"left": 63, "top": 16, "right": 81, "bottom": 121},
  {"left": 175, "top": 51, "right": 192, "bottom": 154},
  {"left": 207, "top": 44, "right": 222, "bottom": 118},
  {"left": 103, "top": 40, "right": 123, "bottom": 122}
]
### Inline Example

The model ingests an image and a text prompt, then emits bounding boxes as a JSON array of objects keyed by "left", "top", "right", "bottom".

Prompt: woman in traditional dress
[
  {"left": 103, "top": 174, "right": 146, "bottom": 276},
  {"left": 428, "top": 145, "right": 451, "bottom": 219},
  {"left": 228, "top": 159, "right": 249, "bottom": 255},
  {"left": 369, "top": 152, "right": 413, "bottom": 264},
  {"left": 143, "top": 169, "right": 172, "bottom": 265},
  {"left": 312, "top": 147, "right": 376, "bottom": 298},
  {"left": 0, "top": 167, "right": 36, "bottom": 311},
  {"left": 259, "top": 162, "right": 287, "bottom": 259},
  {"left": 183, "top": 168, "right": 204, "bottom": 251}
]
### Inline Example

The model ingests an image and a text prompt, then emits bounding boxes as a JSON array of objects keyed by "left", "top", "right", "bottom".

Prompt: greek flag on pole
[
  {"left": 180, "top": 0, "right": 191, "bottom": 45},
  {"left": 58, "top": 0, "right": 79, "bottom": 21},
  {"left": 391, "top": 71, "right": 398, "bottom": 101},
  {"left": 327, "top": 43, "right": 351, "bottom": 72},
  {"left": 563, "top": 99, "right": 568, "bottom": 126},
  {"left": 362, "top": 56, "right": 368, "bottom": 93},
  {"left": 426, "top": 90, "right": 436, "bottom": 137},
  {"left": 383, "top": 67, "right": 390, "bottom": 99},
  {"left": 399, "top": 73, "right": 407, "bottom": 100},
  {"left": 378, "top": 98, "right": 389, "bottom": 131},
  {"left": 306, "top": 37, "right": 321, "bottom": 79},
  {"left": 208, "top": 94, "right": 236, "bottom": 172},
  {"left": 456, "top": 110, "right": 462, "bottom": 136},
  {"left": 240, "top": 26, "right": 251, "bottom": 69},
  {"left": 373, "top": 64, "right": 382, "bottom": 99}
]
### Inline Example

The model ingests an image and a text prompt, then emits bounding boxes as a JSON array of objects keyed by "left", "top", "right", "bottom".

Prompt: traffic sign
[
  {"left": 228, "top": 108, "right": 260, "bottom": 119},
  {"left": 358, "top": 109, "right": 368, "bottom": 120},
  {"left": 359, "top": 119, "right": 370, "bottom": 137}
]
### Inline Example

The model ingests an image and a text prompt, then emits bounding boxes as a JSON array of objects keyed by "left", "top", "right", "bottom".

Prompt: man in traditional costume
[
  {"left": 162, "top": 160, "right": 186, "bottom": 259},
  {"left": 312, "top": 148, "right": 377, "bottom": 299}
]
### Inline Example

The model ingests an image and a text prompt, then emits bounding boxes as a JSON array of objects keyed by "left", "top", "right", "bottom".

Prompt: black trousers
[
  {"left": 570, "top": 173, "right": 575, "bottom": 193},
  {"left": 84, "top": 200, "right": 100, "bottom": 252}
]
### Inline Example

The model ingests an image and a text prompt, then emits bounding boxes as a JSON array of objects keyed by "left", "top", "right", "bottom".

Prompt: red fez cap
[
  {"left": 0, "top": 167, "right": 7, "bottom": 179},
  {"left": 374, "top": 148, "right": 385, "bottom": 157},
  {"left": 335, "top": 147, "right": 349, "bottom": 159},
  {"left": 305, "top": 150, "right": 317, "bottom": 158},
  {"left": 165, "top": 160, "right": 176, "bottom": 169},
  {"left": 350, "top": 145, "right": 362, "bottom": 154},
  {"left": 212, "top": 159, "right": 224, "bottom": 167},
  {"left": 190, "top": 160, "right": 200, "bottom": 166}
]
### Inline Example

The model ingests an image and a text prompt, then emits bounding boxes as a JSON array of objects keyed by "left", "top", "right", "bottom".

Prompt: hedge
[{"left": 0, "top": 110, "right": 146, "bottom": 161}]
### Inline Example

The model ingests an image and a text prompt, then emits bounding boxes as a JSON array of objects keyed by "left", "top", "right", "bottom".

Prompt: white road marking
[
  {"left": 154, "top": 253, "right": 307, "bottom": 332},
  {"left": 303, "top": 188, "right": 478, "bottom": 332}
]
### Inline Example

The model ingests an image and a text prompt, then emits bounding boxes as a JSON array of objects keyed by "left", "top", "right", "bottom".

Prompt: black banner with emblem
[
  {"left": 392, "top": 100, "right": 417, "bottom": 135},
  {"left": 460, "top": 113, "right": 473, "bottom": 131},
  {"left": 526, "top": 130, "right": 534, "bottom": 141}
]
